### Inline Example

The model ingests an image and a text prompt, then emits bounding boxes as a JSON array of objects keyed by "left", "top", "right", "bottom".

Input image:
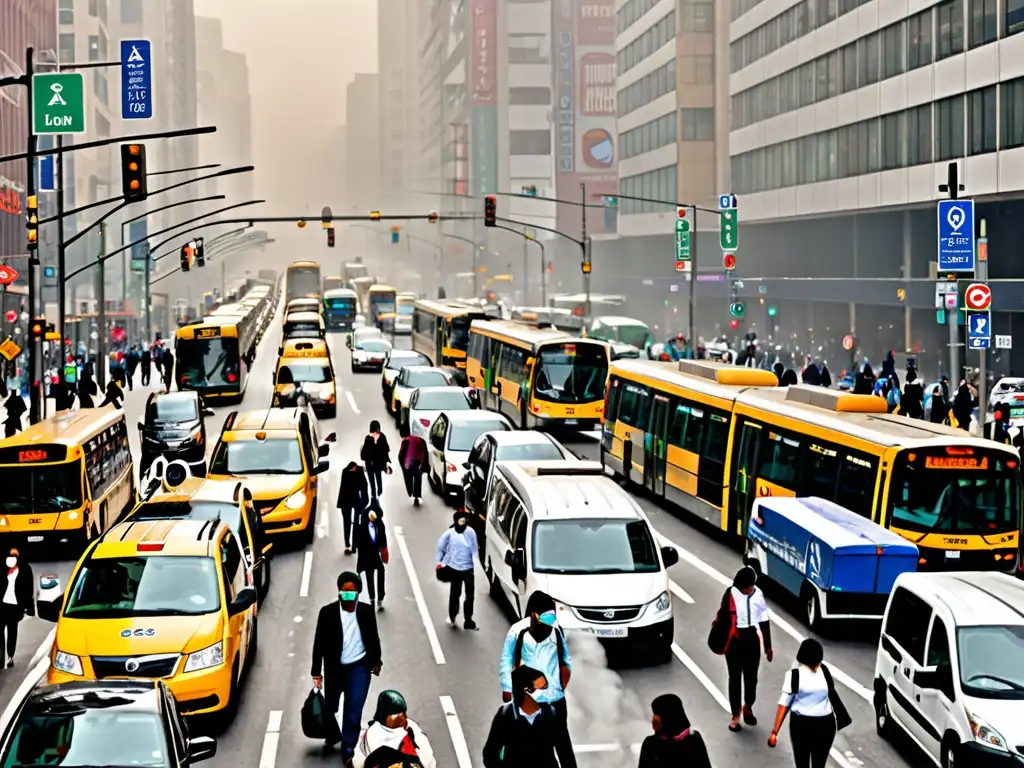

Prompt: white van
[
  {"left": 873, "top": 571, "right": 1024, "bottom": 768},
  {"left": 482, "top": 460, "right": 678, "bottom": 662}
]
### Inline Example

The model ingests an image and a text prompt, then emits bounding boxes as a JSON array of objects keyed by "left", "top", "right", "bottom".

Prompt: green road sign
[
  {"left": 32, "top": 73, "right": 86, "bottom": 135},
  {"left": 602, "top": 195, "right": 618, "bottom": 207},
  {"left": 720, "top": 209, "right": 738, "bottom": 250},
  {"left": 675, "top": 218, "right": 691, "bottom": 261},
  {"left": 130, "top": 258, "right": 147, "bottom": 273}
]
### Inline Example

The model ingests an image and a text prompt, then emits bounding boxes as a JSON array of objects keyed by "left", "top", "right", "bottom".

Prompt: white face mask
[{"left": 5, "top": 557, "right": 16, "bottom": 568}]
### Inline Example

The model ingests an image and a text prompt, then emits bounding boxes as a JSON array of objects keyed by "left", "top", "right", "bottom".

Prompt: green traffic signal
[
  {"left": 730, "top": 301, "right": 745, "bottom": 319},
  {"left": 767, "top": 306, "right": 777, "bottom": 317}
]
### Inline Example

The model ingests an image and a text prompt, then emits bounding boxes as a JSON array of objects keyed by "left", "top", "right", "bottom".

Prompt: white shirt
[
  {"left": 339, "top": 604, "right": 367, "bottom": 665},
  {"left": 780, "top": 665, "right": 833, "bottom": 717},
  {"left": 368, "top": 523, "right": 378, "bottom": 544},
  {"left": 3, "top": 568, "right": 18, "bottom": 605},
  {"left": 730, "top": 586, "right": 769, "bottom": 628}
]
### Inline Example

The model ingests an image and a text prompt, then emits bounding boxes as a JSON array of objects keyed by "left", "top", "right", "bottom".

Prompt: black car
[
  {"left": 139, "top": 391, "right": 214, "bottom": 476},
  {"left": 0, "top": 680, "right": 217, "bottom": 767}
]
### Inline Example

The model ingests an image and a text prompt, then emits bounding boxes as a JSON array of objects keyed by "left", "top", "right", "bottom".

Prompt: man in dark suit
[{"left": 311, "top": 571, "right": 382, "bottom": 766}]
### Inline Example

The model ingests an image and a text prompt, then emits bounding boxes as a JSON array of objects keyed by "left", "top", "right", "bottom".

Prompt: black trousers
[
  {"left": 402, "top": 468, "right": 422, "bottom": 498},
  {"left": 725, "top": 627, "right": 761, "bottom": 716},
  {"left": 363, "top": 566, "right": 386, "bottom": 602},
  {"left": 340, "top": 505, "right": 361, "bottom": 548},
  {"left": 140, "top": 366, "right": 151, "bottom": 385},
  {"left": 0, "top": 604, "right": 20, "bottom": 658},
  {"left": 366, "top": 466, "right": 383, "bottom": 497},
  {"left": 789, "top": 712, "right": 836, "bottom": 768},
  {"left": 447, "top": 568, "right": 474, "bottom": 621},
  {"left": 551, "top": 697, "right": 577, "bottom": 768}
]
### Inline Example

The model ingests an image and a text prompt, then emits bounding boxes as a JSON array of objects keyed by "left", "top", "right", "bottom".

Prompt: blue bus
[{"left": 323, "top": 288, "right": 358, "bottom": 331}]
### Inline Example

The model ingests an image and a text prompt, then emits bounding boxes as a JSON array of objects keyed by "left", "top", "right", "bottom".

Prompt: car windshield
[
  {"left": 176, "top": 336, "right": 240, "bottom": 388},
  {"left": 403, "top": 370, "right": 449, "bottom": 388},
  {"left": 532, "top": 519, "right": 660, "bottom": 574},
  {"left": 414, "top": 390, "right": 470, "bottom": 411},
  {"left": 495, "top": 442, "right": 563, "bottom": 462},
  {"left": 64, "top": 556, "right": 221, "bottom": 618},
  {"left": 131, "top": 501, "right": 241, "bottom": 535},
  {"left": 358, "top": 340, "right": 391, "bottom": 353},
  {"left": 957, "top": 625, "right": 1024, "bottom": 699},
  {"left": 0, "top": 462, "right": 83, "bottom": 514},
  {"left": 888, "top": 448, "right": 1020, "bottom": 535},
  {"left": 449, "top": 421, "right": 508, "bottom": 451},
  {"left": 534, "top": 343, "right": 608, "bottom": 404},
  {"left": 285, "top": 322, "right": 320, "bottom": 333},
  {"left": 146, "top": 396, "right": 198, "bottom": 423},
  {"left": 210, "top": 438, "right": 304, "bottom": 475},
  {"left": 278, "top": 363, "right": 331, "bottom": 384},
  {"left": 2, "top": 705, "right": 170, "bottom": 768},
  {"left": 387, "top": 352, "right": 429, "bottom": 369}
]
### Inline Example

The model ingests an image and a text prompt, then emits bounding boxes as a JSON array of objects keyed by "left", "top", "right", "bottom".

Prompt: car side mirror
[
  {"left": 462, "top": 462, "right": 471, "bottom": 470},
  {"left": 229, "top": 587, "right": 258, "bottom": 616},
  {"left": 661, "top": 546, "right": 679, "bottom": 569},
  {"left": 137, "top": 421, "right": 145, "bottom": 430},
  {"left": 318, "top": 444, "right": 330, "bottom": 457},
  {"left": 203, "top": 408, "right": 215, "bottom": 417},
  {"left": 37, "top": 574, "right": 63, "bottom": 623},
  {"left": 312, "top": 460, "right": 330, "bottom": 475},
  {"left": 187, "top": 736, "right": 218, "bottom": 763},
  {"left": 325, "top": 432, "right": 337, "bottom": 443}
]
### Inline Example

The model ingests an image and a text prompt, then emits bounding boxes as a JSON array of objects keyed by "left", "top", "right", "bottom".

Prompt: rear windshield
[
  {"left": 210, "top": 438, "right": 304, "bottom": 475},
  {"left": 358, "top": 340, "right": 391, "bottom": 353},
  {"left": 414, "top": 390, "right": 470, "bottom": 411},
  {"left": 449, "top": 421, "right": 509, "bottom": 451},
  {"left": 403, "top": 370, "right": 450, "bottom": 388},
  {"left": 495, "top": 442, "right": 563, "bottom": 462}
]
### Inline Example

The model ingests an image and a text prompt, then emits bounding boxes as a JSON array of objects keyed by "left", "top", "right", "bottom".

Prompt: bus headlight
[
  {"left": 284, "top": 491, "right": 307, "bottom": 510},
  {"left": 184, "top": 641, "right": 224, "bottom": 673},
  {"left": 54, "top": 650, "right": 83, "bottom": 676}
]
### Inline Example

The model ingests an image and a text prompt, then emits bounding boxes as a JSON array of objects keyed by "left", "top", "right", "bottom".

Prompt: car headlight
[
  {"left": 53, "top": 650, "right": 83, "bottom": 676},
  {"left": 647, "top": 590, "right": 672, "bottom": 618},
  {"left": 967, "top": 709, "right": 1009, "bottom": 752},
  {"left": 284, "top": 491, "right": 307, "bottom": 509},
  {"left": 184, "top": 641, "right": 224, "bottom": 673}
]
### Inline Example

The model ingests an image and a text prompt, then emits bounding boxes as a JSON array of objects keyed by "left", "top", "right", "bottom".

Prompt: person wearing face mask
[
  {"left": 312, "top": 572, "right": 383, "bottom": 767},
  {"left": 353, "top": 690, "right": 436, "bottom": 768},
  {"left": 353, "top": 503, "right": 389, "bottom": 612},
  {"left": 435, "top": 510, "right": 478, "bottom": 630},
  {"left": 637, "top": 693, "right": 711, "bottom": 768},
  {"left": 483, "top": 665, "right": 560, "bottom": 768},
  {"left": 360, "top": 421, "right": 393, "bottom": 499},
  {"left": 498, "top": 591, "right": 576, "bottom": 768},
  {"left": 0, "top": 548, "right": 35, "bottom": 668}
]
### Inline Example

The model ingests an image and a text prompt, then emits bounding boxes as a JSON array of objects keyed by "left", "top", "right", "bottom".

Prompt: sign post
[
  {"left": 937, "top": 193, "right": 975, "bottom": 386},
  {"left": 31, "top": 72, "right": 86, "bottom": 134},
  {"left": 120, "top": 39, "right": 153, "bottom": 120}
]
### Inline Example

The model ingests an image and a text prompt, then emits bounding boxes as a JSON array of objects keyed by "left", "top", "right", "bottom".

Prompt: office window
[
  {"left": 883, "top": 22, "right": 906, "bottom": 79},
  {"left": 59, "top": 0, "right": 74, "bottom": 25},
  {"left": 1008, "top": 0, "right": 1024, "bottom": 35},
  {"left": 799, "top": 135, "right": 816, "bottom": 183},
  {"left": 93, "top": 70, "right": 108, "bottom": 108},
  {"left": 120, "top": 0, "right": 142, "bottom": 22},
  {"left": 841, "top": 43, "right": 857, "bottom": 93},
  {"left": 95, "top": 111, "right": 110, "bottom": 138},
  {"left": 907, "top": 103, "right": 933, "bottom": 165},
  {"left": 88, "top": 36, "right": 100, "bottom": 62},
  {"left": 618, "top": 11, "right": 675, "bottom": 75},
  {"left": 815, "top": 57, "right": 829, "bottom": 103},
  {"left": 882, "top": 112, "right": 906, "bottom": 170},
  {"left": 59, "top": 33, "right": 75, "bottom": 65},
  {"left": 970, "top": 0, "right": 998, "bottom": 46},
  {"left": 907, "top": 9, "right": 934, "bottom": 69},
  {"left": 680, "top": 0, "right": 714, "bottom": 33},
  {"left": 88, "top": 0, "right": 98, "bottom": 15},
  {"left": 858, "top": 33, "right": 879, "bottom": 86},
  {"left": 680, "top": 108, "right": 714, "bottom": 140},
  {"left": 1002, "top": 77, "right": 1024, "bottom": 148},
  {"left": 817, "top": 0, "right": 837, "bottom": 26},
  {"left": 509, "top": 87, "right": 551, "bottom": 106},
  {"left": 867, "top": 118, "right": 880, "bottom": 172},
  {"left": 968, "top": 85, "right": 997, "bottom": 154},
  {"left": 937, "top": 0, "right": 965, "bottom": 59},
  {"left": 936, "top": 94, "right": 965, "bottom": 160},
  {"left": 799, "top": 62, "right": 815, "bottom": 106},
  {"left": 510, "top": 130, "right": 551, "bottom": 155}
]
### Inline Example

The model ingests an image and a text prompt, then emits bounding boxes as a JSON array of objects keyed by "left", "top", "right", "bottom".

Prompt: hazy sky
[{"left": 193, "top": 0, "right": 378, "bottom": 214}]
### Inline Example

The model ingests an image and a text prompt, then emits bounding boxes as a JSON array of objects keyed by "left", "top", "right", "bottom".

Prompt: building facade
[
  {"left": 344, "top": 73, "right": 380, "bottom": 211},
  {"left": 377, "top": 0, "right": 420, "bottom": 210}
]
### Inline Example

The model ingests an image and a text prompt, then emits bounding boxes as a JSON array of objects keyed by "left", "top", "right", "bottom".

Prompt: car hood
[
  {"left": 534, "top": 571, "right": 666, "bottom": 609},
  {"left": 964, "top": 697, "right": 1024, "bottom": 748},
  {"left": 354, "top": 349, "right": 387, "bottom": 360},
  {"left": 56, "top": 612, "right": 223, "bottom": 657},
  {"left": 207, "top": 473, "right": 303, "bottom": 498}
]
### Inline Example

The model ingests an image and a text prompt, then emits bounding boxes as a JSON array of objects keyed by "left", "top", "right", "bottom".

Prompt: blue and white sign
[
  {"left": 937, "top": 199, "right": 975, "bottom": 272},
  {"left": 718, "top": 193, "right": 737, "bottom": 210},
  {"left": 38, "top": 155, "right": 55, "bottom": 191},
  {"left": 120, "top": 39, "right": 152, "bottom": 120},
  {"left": 968, "top": 312, "right": 991, "bottom": 349}
]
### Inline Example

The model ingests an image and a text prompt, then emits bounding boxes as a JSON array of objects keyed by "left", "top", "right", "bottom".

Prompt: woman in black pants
[
  {"left": 360, "top": 420, "right": 392, "bottom": 498},
  {"left": 768, "top": 639, "right": 842, "bottom": 768},
  {"left": 724, "top": 565, "right": 773, "bottom": 731},
  {"left": 337, "top": 462, "right": 369, "bottom": 555},
  {"left": 0, "top": 548, "right": 35, "bottom": 668}
]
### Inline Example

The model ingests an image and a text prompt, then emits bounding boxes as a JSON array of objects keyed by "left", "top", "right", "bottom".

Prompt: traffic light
[
  {"left": 30, "top": 317, "right": 44, "bottom": 341},
  {"left": 194, "top": 238, "right": 205, "bottom": 267},
  {"left": 730, "top": 319, "right": 740, "bottom": 330},
  {"left": 484, "top": 196, "right": 496, "bottom": 227},
  {"left": 767, "top": 305, "right": 777, "bottom": 317},
  {"left": 180, "top": 243, "right": 193, "bottom": 272},
  {"left": 25, "top": 195, "right": 38, "bottom": 250},
  {"left": 723, "top": 253, "right": 736, "bottom": 271},
  {"left": 427, "top": 211, "right": 439, "bottom": 224},
  {"left": 327, "top": 228, "right": 336, "bottom": 248},
  {"left": 729, "top": 301, "right": 746, "bottom": 319},
  {"left": 369, "top": 210, "right": 381, "bottom": 221},
  {"left": 320, "top": 205, "right": 333, "bottom": 229},
  {"left": 521, "top": 185, "right": 538, "bottom": 197},
  {"left": 120, "top": 143, "right": 148, "bottom": 202}
]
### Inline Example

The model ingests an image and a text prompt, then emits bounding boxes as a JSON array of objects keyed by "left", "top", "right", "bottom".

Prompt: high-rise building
[
  {"left": 344, "top": 74, "right": 380, "bottom": 210},
  {"left": 377, "top": 0, "right": 419, "bottom": 209}
]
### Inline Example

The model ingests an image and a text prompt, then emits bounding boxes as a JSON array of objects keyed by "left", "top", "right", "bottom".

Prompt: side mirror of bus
[
  {"left": 312, "top": 460, "right": 330, "bottom": 476},
  {"left": 318, "top": 444, "right": 330, "bottom": 458}
]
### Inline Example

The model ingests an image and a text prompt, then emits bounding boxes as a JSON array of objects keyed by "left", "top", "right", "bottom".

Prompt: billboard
[
  {"left": 470, "top": 0, "right": 498, "bottom": 195},
  {"left": 553, "top": 0, "right": 618, "bottom": 238}
]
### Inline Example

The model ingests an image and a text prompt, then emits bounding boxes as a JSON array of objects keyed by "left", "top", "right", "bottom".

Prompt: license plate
[
  {"left": 569, "top": 625, "right": 627, "bottom": 638},
  {"left": 564, "top": 419, "right": 578, "bottom": 425},
  {"left": 946, "top": 550, "right": 961, "bottom": 559},
  {"left": 27, "top": 536, "right": 43, "bottom": 543}
]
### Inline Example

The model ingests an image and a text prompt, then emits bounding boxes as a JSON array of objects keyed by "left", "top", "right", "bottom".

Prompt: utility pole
[
  {"left": 940, "top": 162, "right": 965, "bottom": 386},
  {"left": 144, "top": 244, "right": 152, "bottom": 342},
  {"left": 580, "top": 182, "right": 590, "bottom": 323},
  {"left": 977, "top": 217, "right": 989, "bottom": 422},
  {"left": 24, "top": 47, "right": 42, "bottom": 423},
  {"left": 55, "top": 134, "right": 67, "bottom": 353},
  {"left": 689, "top": 205, "right": 699, "bottom": 348},
  {"left": 95, "top": 220, "right": 106, "bottom": 387}
]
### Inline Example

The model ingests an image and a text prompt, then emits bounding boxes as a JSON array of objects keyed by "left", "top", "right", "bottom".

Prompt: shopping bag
[{"left": 301, "top": 687, "right": 327, "bottom": 739}]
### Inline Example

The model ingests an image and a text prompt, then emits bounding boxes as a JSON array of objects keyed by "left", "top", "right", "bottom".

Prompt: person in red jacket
[{"left": 397, "top": 434, "right": 428, "bottom": 505}]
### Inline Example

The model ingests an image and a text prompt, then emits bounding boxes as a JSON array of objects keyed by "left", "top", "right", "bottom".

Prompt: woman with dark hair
[
  {"left": 361, "top": 420, "right": 392, "bottom": 498},
  {"left": 637, "top": 694, "right": 711, "bottom": 768},
  {"left": 0, "top": 547, "right": 35, "bottom": 667},
  {"left": 353, "top": 689, "right": 436, "bottom": 768},
  {"left": 781, "top": 369, "right": 798, "bottom": 386},
  {"left": 768, "top": 639, "right": 849, "bottom": 768},
  {"left": 483, "top": 666, "right": 560, "bottom": 768},
  {"left": 723, "top": 565, "right": 773, "bottom": 732},
  {"left": 338, "top": 462, "right": 370, "bottom": 555}
]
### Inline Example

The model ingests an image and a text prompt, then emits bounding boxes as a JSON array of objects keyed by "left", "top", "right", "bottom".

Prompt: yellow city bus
[
  {"left": 466, "top": 320, "right": 610, "bottom": 429},
  {"left": 0, "top": 408, "right": 134, "bottom": 551},
  {"left": 601, "top": 359, "right": 1022, "bottom": 571},
  {"left": 285, "top": 260, "right": 322, "bottom": 303},
  {"left": 412, "top": 300, "right": 492, "bottom": 368},
  {"left": 367, "top": 284, "right": 397, "bottom": 327},
  {"left": 323, "top": 275, "right": 345, "bottom": 293},
  {"left": 175, "top": 309, "right": 259, "bottom": 402}
]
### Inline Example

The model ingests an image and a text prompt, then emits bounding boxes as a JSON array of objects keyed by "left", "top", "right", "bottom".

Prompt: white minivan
[
  {"left": 482, "top": 460, "right": 678, "bottom": 662},
  {"left": 873, "top": 571, "right": 1024, "bottom": 768}
]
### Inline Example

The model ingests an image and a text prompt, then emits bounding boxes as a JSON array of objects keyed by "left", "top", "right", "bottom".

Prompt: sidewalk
[{"left": 0, "top": 379, "right": 161, "bottom": 430}]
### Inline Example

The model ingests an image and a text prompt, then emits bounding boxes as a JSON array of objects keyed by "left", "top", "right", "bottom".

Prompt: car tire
[
  {"left": 259, "top": 558, "right": 272, "bottom": 600},
  {"left": 487, "top": 562, "right": 503, "bottom": 601},
  {"left": 653, "top": 642, "right": 673, "bottom": 665},
  {"left": 874, "top": 692, "right": 892, "bottom": 740},
  {"left": 941, "top": 736, "right": 959, "bottom": 768},
  {"left": 803, "top": 585, "right": 822, "bottom": 631}
]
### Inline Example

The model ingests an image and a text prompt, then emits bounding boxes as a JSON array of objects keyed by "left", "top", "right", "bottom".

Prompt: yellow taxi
[
  {"left": 37, "top": 517, "right": 258, "bottom": 725},
  {"left": 127, "top": 474, "right": 274, "bottom": 599},
  {"left": 273, "top": 339, "right": 337, "bottom": 418},
  {"left": 207, "top": 408, "right": 334, "bottom": 544}
]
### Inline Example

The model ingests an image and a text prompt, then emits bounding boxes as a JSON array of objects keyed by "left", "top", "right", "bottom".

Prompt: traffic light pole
[
  {"left": 24, "top": 48, "right": 41, "bottom": 424},
  {"left": 95, "top": 220, "right": 106, "bottom": 388}
]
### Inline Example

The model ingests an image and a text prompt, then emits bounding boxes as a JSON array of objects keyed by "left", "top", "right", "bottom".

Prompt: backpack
[
  {"left": 512, "top": 626, "right": 568, "bottom": 670},
  {"left": 789, "top": 665, "right": 852, "bottom": 731},
  {"left": 886, "top": 386, "right": 900, "bottom": 408}
]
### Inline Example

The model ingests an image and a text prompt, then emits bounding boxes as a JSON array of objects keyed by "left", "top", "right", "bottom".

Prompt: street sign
[
  {"left": 130, "top": 258, "right": 147, "bottom": 272},
  {"left": 969, "top": 337, "right": 991, "bottom": 349},
  {"left": 842, "top": 335, "right": 855, "bottom": 351},
  {"left": 121, "top": 39, "right": 153, "bottom": 120},
  {"left": 937, "top": 199, "right": 975, "bottom": 272},
  {"left": 602, "top": 195, "right": 618, "bottom": 207},
  {"left": 897, "top": 288, "right": 905, "bottom": 302},
  {"left": 31, "top": 72, "right": 86, "bottom": 135},
  {"left": 675, "top": 217, "right": 691, "bottom": 261},
  {"left": 934, "top": 280, "right": 957, "bottom": 308},
  {"left": 674, "top": 261, "right": 689, "bottom": 273},
  {"left": 38, "top": 155, "right": 55, "bottom": 191},
  {"left": 996, "top": 335, "right": 1012, "bottom": 349},
  {"left": 968, "top": 312, "right": 991, "bottom": 345},
  {"left": 758, "top": 285, "right": 767, "bottom": 294},
  {"left": 43, "top": 265, "right": 55, "bottom": 278},
  {"left": 978, "top": 237, "right": 988, "bottom": 262},
  {"left": 720, "top": 208, "right": 738, "bottom": 251},
  {"left": 964, "top": 283, "right": 992, "bottom": 311},
  {"left": 718, "top": 194, "right": 736, "bottom": 210},
  {"left": 669, "top": 284, "right": 679, "bottom": 293},
  {"left": 0, "top": 338, "right": 21, "bottom": 361},
  {"left": 0, "top": 265, "right": 20, "bottom": 285}
]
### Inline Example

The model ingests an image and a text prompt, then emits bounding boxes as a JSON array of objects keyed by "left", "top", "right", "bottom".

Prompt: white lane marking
[
  {"left": 656, "top": 533, "right": 871, "bottom": 703},
  {"left": 29, "top": 628, "right": 55, "bottom": 667},
  {"left": 396, "top": 526, "right": 445, "bottom": 664},
  {"left": 257, "top": 709, "right": 283, "bottom": 768},
  {"left": 575, "top": 743, "right": 623, "bottom": 753},
  {"left": 439, "top": 696, "right": 472, "bottom": 768},
  {"left": 299, "top": 551, "right": 313, "bottom": 597},
  {"left": 346, "top": 391, "right": 360, "bottom": 414},
  {"left": 668, "top": 580, "right": 695, "bottom": 604},
  {"left": 0, "top": 656, "right": 49, "bottom": 732}
]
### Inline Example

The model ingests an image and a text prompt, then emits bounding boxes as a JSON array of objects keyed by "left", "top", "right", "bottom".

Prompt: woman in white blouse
[{"left": 767, "top": 639, "right": 836, "bottom": 768}]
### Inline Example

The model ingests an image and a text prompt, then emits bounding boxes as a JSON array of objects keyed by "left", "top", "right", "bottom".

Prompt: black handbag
[
  {"left": 301, "top": 688, "right": 327, "bottom": 739},
  {"left": 791, "top": 666, "right": 852, "bottom": 731},
  {"left": 435, "top": 565, "right": 454, "bottom": 583}
]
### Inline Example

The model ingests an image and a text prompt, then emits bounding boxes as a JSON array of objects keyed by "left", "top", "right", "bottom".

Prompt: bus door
[
  {"left": 644, "top": 395, "right": 671, "bottom": 496},
  {"left": 729, "top": 420, "right": 762, "bottom": 535},
  {"left": 435, "top": 319, "right": 446, "bottom": 364}
]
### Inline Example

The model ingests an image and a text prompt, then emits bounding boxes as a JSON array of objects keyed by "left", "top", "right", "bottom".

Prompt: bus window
[
  {"left": 837, "top": 453, "right": 877, "bottom": 518},
  {"left": 801, "top": 442, "right": 840, "bottom": 499},
  {"left": 533, "top": 343, "right": 607, "bottom": 406},
  {"left": 616, "top": 384, "right": 650, "bottom": 431},
  {"left": 177, "top": 336, "right": 240, "bottom": 388},
  {"left": 606, "top": 378, "right": 623, "bottom": 422},
  {"left": 758, "top": 431, "right": 800, "bottom": 487}
]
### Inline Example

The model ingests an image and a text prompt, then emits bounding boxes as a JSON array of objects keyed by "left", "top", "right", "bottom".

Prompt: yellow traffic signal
[
  {"left": 581, "top": 260, "right": 592, "bottom": 275},
  {"left": 369, "top": 210, "right": 381, "bottom": 221},
  {"left": 427, "top": 211, "right": 439, "bottom": 224},
  {"left": 26, "top": 195, "right": 38, "bottom": 249},
  {"left": 120, "top": 144, "right": 148, "bottom": 202},
  {"left": 297, "top": 219, "right": 307, "bottom": 229}
]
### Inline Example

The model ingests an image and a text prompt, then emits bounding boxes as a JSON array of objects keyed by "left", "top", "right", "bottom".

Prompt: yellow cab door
[{"left": 219, "top": 531, "right": 253, "bottom": 673}]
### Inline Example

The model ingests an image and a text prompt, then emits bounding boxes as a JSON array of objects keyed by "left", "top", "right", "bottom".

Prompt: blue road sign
[
  {"left": 969, "top": 336, "right": 991, "bottom": 349},
  {"left": 43, "top": 265, "right": 55, "bottom": 279},
  {"left": 718, "top": 194, "right": 737, "bottom": 210},
  {"left": 38, "top": 155, "right": 55, "bottom": 191},
  {"left": 121, "top": 39, "right": 152, "bottom": 120},
  {"left": 937, "top": 199, "right": 975, "bottom": 272},
  {"left": 968, "top": 311, "right": 991, "bottom": 344}
]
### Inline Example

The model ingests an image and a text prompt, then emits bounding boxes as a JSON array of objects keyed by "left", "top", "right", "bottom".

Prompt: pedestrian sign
[
  {"left": 0, "top": 338, "right": 21, "bottom": 361},
  {"left": 675, "top": 217, "right": 691, "bottom": 261},
  {"left": 121, "top": 39, "right": 153, "bottom": 120},
  {"left": 937, "top": 199, "right": 975, "bottom": 272},
  {"left": 968, "top": 312, "right": 991, "bottom": 349},
  {"left": 31, "top": 73, "right": 86, "bottom": 134}
]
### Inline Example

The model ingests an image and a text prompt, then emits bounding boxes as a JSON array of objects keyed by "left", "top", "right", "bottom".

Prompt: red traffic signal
[
  {"left": 729, "top": 319, "right": 740, "bottom": 330},
  {"left": 723, "top": 253, "right": 736, "bottom": 271},
  {"left": 327, "top": 228, "right": 336, "bottom": 248},
  {"left": 677, "top": 207, "right": 686, "bottom": 219},
  {"left": 484, "top": 196, "right": 497, "bottom": 227}
]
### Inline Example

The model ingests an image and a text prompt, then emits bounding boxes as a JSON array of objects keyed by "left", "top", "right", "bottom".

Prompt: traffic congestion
[{"left": 0, "top": 259, "right": 1021, "bottom": 768}]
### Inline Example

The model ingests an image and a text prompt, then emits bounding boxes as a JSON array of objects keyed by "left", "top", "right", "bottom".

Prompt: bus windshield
[
  {"left": 533, "top": 343, "right": 608, "bottom": 405},
  {"left": 605, "top": 324, "right": 652, "bottom": 349},
  {"left": 449, "top": 316, "right": 471, "bottom": 349},
  {"left": 326, "top": 298, "right": 356, "bottom": 316},
  {"left": 177, "top": 336, "right": 241, "bottom": 388},
  {"left": 888, "top": 448, "right": 1020, "bottom": 535},
  {"left": 371, "top": 297, "right": 396, "bottom": 316},
  {"left": 0, "top": 462, "right": 83, "bottom": 514},
  {"left": 287, "top": 267, "right": 320, "bottom": 300}
]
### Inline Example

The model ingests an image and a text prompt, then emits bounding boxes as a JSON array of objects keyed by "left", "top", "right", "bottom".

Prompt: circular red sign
[
  {"left": 842, "top": 334, "right": 855, "bottom": 351},
  {"left": 723, "top": 253, "right": 736, "bottom": 270},
  {"left": 965, "top": 283, "right": 992, "bottom": 311},
  {"left": 4, "top": 310, "right": 15, "bottom": 323}
]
